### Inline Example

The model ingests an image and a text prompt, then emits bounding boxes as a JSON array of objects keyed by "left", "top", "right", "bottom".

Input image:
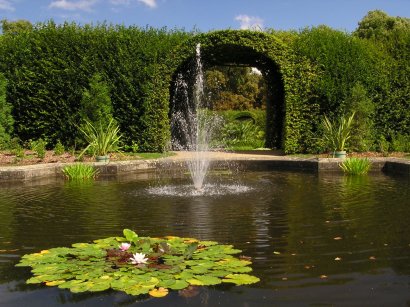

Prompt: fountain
[{"left": 170, "top": 43, "right": 219, "bottom": 191}]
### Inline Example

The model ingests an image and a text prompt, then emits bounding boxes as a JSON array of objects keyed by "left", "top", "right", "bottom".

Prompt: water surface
[{"left": 0, "top": 170, "right": 409, "bottom": 306}]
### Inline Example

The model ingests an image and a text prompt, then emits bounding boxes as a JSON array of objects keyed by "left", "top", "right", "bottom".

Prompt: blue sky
[{"left": 1, "top": 0, "right": 409, "bottom": 32}]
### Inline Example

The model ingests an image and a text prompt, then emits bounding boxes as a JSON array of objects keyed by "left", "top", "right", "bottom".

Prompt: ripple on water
[{"left": 146, "top": 183, "right": 253, "bottom": 197}]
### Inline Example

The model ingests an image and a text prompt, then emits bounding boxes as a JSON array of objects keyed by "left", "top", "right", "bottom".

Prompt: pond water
[{"left": 0, "top": 170, "right": 409, "bottom": 306}]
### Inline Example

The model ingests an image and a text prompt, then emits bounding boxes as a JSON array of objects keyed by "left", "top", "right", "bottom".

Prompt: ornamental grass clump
[
  {"left": 339, "top": 157, "right": 372, "bottom": 175},
  {"left": 78, "top": 118, "right": 121, "bottom": 158},
  {"left": 62, "top": 164, "right": 99, "bottom": 180},
  {"left": 322, "top": 112, "right": 355, "bottom": 153}
]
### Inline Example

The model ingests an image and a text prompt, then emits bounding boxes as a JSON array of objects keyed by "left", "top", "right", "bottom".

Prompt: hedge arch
[{"left": 165, "top": 30, "right": 319, "bottom": 153}]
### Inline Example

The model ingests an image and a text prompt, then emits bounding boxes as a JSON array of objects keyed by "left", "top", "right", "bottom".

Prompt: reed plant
[
  {"left": 339, "top": 157, "right": 372, "bottom": 175},
  {"left": 62, "top": 164, "right": 99, "bottom": 180}
]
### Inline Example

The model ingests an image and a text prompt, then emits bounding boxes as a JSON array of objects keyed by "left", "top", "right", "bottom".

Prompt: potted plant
[
  {"left": 322, "top": 112, "right": 355, "bottom": 159},
  {"left": 78, "top": 118, "right": 121, "bottom": 162}
]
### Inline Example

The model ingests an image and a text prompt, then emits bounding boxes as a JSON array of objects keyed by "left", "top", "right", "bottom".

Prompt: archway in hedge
[{"left": 167, "top": 30, "right": 317, "bottom": 153}]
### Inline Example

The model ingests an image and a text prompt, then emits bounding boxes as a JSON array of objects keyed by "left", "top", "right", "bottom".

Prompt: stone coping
[{"left": 0, "top": 152, "right": 409, "bottom": 182}]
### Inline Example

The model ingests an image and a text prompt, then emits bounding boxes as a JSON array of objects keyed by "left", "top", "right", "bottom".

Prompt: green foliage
[
  {"left": 354, "top": 10, "right": 410, "bottom": 145},
  {"left": 212, "top": 110, "right": 266, "bottom": 149},
  {"left": 62, "top": 164, "right": 99, "bottom": 180},
  {"left": 16, "top": 229, "right": 259, "bottom": 297},
  {"left": 293, "top": 26, "right": 388, "bottom": 119},
  {"left": 344, "top": 83, "right": 375, "bottom": 151},
  {"left": 53, "top": 140, "right": 65, "bottom": 155},
  {"left": 79, "top": 73, "right": 114, "bottom": 128},
  {"left": 9, "top": 137, "right": 25, "bottom": 158},
  {"left": 78, "top": 119, "right": 121, "bottom": 157},
  {"left": 339, "top": 158, "right": 372, "bottom": 175},
  {"left": 204, "top": 66, "right": 266, "bottom": 110},
  {"left": 1, "top": 19, "right": 33, "bottom": 34},
  {"left": 30, "top": 138, "right": 47, "bottom": 159},
  {"left": 0, "top": 73, "right": 14, "bottom": 149},
  {"left": 322, "top": 112, "right": 355, "bottom": 152},
  {"left": 0, "top": 16, "right": 408, "bottom": 154},
  {"left": 390, "top": 134, "right": 410, "bottom": 152}
]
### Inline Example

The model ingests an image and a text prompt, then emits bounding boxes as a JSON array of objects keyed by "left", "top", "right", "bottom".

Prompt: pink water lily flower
[
  {"left": 119, "top": 243, "right": 131, "bottom": 251},
  {"left": 130, "top": 252, "right": 148, "bottom": 264}
]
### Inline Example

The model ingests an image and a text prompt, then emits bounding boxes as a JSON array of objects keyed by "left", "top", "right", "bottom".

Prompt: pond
[{"left": 0, "top": 170, "right": 409, "bottom": 306}]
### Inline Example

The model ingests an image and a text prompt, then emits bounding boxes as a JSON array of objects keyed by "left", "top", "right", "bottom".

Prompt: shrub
[
  {"left": 9, "top": 137, "right": 25, "bottom": 158},
  {"left": 62, "top": 164, "right": 99, "bottom": 180},
  {"left": 390, "top": 134, "right": 410, "bottom": 152},
  {"left": 30, "top": 138, "right": 47, "bottom": 159},
  {"left": 339, "top": 157, "right": 372, "bottom": 175},
  {"left": 53, "top": 140, "right": 65, "bottom": 156}
]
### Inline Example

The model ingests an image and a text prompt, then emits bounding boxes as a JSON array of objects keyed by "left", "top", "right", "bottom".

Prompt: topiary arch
[{"left": 164, "top": 30, "right": 319, "bottom": 153}]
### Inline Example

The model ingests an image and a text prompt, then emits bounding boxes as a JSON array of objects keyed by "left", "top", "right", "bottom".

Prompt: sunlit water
[{"left": 0, "top": 170, "right": 409, "bottom": 306}]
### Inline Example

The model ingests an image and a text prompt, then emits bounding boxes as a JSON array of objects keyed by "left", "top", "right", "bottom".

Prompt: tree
[
  {"left": 204, "top": 66, "right": 265, "bottom": 110},
  {"left": 0, "top": 73, "right": 14, "bottom": 149},
  {"left": 344, "top": 83, "right": 375, "bottom": 151},
  {"left": 79, "top": 73, "right": 114, "bottom": 127},
  {"left": 1, "top": 19, "right": 32, "bottom": 34},
  {"left": 354, "top": 10, "right": 410, "bottom": 41}
]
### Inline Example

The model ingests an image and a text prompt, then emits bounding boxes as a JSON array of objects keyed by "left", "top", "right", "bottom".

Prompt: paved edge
[{"left": 0, "top": 155, "right": 409, "bottom": 182}]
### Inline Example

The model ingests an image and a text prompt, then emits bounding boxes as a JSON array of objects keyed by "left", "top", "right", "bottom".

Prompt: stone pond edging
[{"left": 0, "top": 153, "right": 409, "bottom": 182}]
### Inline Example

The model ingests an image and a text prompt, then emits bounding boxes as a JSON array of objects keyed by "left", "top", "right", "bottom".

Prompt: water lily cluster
[{"left": 16, "top": 229, "right": 259, "bottom": 298}]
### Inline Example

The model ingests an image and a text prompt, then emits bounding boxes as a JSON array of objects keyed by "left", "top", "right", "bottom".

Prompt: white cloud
[
  {"left": 49, "top": 0, "right": 98, "bottom": 11},
  {"left": 110, "top": 0, "right": 130, "bottom": 5},
  {"left": 0, "top": 0, "right": 15, "bottom": 11},
  {"left": 137, "top": 0, "right": 157, "bottom": 8},
  {"left": 109, "top": 0, "right": 157, "bottom": 9},
  {"left": 235, "top": 14, "right": 264, "bottom": 30}
]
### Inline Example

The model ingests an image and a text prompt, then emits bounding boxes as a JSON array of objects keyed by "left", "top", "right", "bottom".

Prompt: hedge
[{"left": 0, "top": 16, "right": 408, "bottom": 153}]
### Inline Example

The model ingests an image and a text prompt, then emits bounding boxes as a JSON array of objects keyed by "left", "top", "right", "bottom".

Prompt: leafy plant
[
  {"left": 390, "top": 134, "right": 410, "bottom": 152},
  {"left": 322, "top": 112, "right": 355, "bottom": 152},
  {"left": 62, "top": 164, "right": 99, "bottom": 180},
  {"left": 30, "top": 138, "right": 47, "bottom": 159},
  {"left": 16, "top": 229, "right": 259, "bottom": 298},
  {"left": 218, "top": 120, "right": 265, "bottom": 149},
  {"left": 339, "top": 157, "right": 372, "bottom": 175},
  {"left": 78, "top": 119, "right": 121, "bottom": 158},
  {"left": 53, "top": 140, "right": 65, "bottom": 156},
  {"left": 8, "top": 137, "right": 25, "bottom": 158}
]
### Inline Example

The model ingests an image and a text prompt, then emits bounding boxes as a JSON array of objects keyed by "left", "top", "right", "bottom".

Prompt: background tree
[
  {"left": 204, "top": 66, "right": 266, "bottom": 110},
  {"left": 1, "top": 19, "right": 32, "bottom": 34}
]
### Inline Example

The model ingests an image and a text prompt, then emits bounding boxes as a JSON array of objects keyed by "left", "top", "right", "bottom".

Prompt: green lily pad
[
  {"left": 222, "top": 274, "right": 261, "bottom": 285},
  {"left": 16, "top": 230, "right": 259, "bottom": 298}
]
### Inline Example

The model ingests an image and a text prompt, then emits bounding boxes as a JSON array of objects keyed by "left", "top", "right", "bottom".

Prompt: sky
[{"left": 0, "top": 0, "right": 409, "bottom": 32}]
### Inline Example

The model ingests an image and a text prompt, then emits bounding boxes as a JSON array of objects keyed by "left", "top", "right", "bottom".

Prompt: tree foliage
[
  {"left": 1, "top": 19, "right": 33, "bottom": 34},
  {"left": 0, "top": 72, "right": 13, "bottom": 149}
]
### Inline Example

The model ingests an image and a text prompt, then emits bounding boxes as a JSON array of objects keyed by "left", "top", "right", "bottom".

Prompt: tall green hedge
[
  {"left": 0, "top": 12, "right": 408, "bottom": 153},
  {"left": 0, "top": 22, "right": 190, "bottom": 151}
]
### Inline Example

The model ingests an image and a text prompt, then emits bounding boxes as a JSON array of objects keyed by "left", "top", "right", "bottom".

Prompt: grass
[
  {"left": 339, "top": 158, "right": 372, "bottom": 175},
  {"left": 62, "top": 164, "right": 99, "bottom": 180}
]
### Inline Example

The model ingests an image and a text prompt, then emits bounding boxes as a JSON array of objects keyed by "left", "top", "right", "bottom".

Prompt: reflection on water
[{"left": 0, "top": 171, "right": 409, "bottom": 306}]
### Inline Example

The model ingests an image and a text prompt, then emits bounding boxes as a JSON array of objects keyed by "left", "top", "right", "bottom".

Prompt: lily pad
[{"left": 16, "top": 230, "right": 259, "bottom": 298}]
